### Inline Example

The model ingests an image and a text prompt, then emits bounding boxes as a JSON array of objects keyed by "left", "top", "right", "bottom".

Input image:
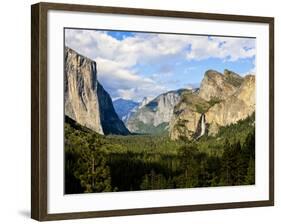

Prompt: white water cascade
[{"left": 197, "top": 114, "right": 206, "bottom": 139}]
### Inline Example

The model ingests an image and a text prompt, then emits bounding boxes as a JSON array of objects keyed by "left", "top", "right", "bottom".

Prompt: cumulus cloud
[
  {"left": 185, "top": 36, "right": 256, "bottom": 61},
  {"left": 116, "top": 84, "right": 167, "bottom": 101},
  {"left": 65, "top": 30, "right": 188, "bottom": 68},
  {"left": 65, "top": 29, "right": 256, "bottom": 100},
  {"left": 94, "top": 57, "right": 166, "bottom": 101}
]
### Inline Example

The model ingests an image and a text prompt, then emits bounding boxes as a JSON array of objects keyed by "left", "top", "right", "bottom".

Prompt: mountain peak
[
  {"left": 139, "top": 96, "right": 153, "bottom": 109},
  {"left": 204, "top": 70, "right": 223, "bottom": 79},
  {"left": 205, "top": 69, "right": 221, "bottom": 74},
  {"left": 199, "top": 69, "right": 245, "bottom": 101},
  {"left": 65, "top": 46, "right": 94, "bottom": 64},
  {"left": 224, "top": 69, "right": 241, "bottom": 77}
]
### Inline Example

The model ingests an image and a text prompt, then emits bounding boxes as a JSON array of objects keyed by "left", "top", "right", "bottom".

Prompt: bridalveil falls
[{"left": 196, "top": 114, "right": 206, "bottom": 139}]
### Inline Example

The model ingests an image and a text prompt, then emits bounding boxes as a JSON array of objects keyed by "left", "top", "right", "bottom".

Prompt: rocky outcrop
[
  {"left": 64, "top": 47, "right": 129, "bottom": 135},
  {"left": 205, "top": 75, "right": 255, "bottom": 135},
  {"left": 169, "top": 91, "right": 210, "bottom": 140},
  {"left": 126, "top": 90, "right": 184, "bottom": 134},
  {"left": 169, "top": 70, "right": 255, "bottom": 140},
  {"left": 198, "top": 70, "right": 241, "bottom": 101}
]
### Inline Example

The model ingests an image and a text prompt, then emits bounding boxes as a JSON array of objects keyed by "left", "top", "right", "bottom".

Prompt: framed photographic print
[{"left": 31, "top": 2, "right": 274, "bottom": 221}]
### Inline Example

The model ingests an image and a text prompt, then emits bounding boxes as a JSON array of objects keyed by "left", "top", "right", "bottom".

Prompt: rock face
[
  {"left": 126, "top": 90, "right": 184, "bottom": 134},
  {"left": 169, "top": 90, "right": 210, "bottom": 140},
  {"left": 97, "top": 83, "right": 130, "bottom": 135},
  {"left": 223, "top": 69, "right": 244, "bottom": 87},
  {"left": 170, "top": 70, "right": 255, "bottom": 140},
  {"left": 198, "top": 70, "right": 241, "bottom": 101},
  {"left": 138, "top": 97, "right": 153, "bottom": 109},
  {"left": 64, "top": 47, "right": 103, "bottom": 134},
  {"left": 64, "top": 47, "right": 129, "bottom": 135},
  {"left": 205, "top": 75, "right": 255, "bottom": 135}
]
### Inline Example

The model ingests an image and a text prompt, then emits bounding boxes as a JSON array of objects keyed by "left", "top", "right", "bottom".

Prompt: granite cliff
[
  {"left": 169, "top": 70, "right": 255, "bottom": 140},
  {"left": 198, "top": 69, "right": 243, "bottom": 101},
  {"left": 125, "top": 90, "right": 184, "bottom": 134},
  {"left": 64, "top": 47, "right": 129, "bottom": 135},
  {"left": 205, "top": 75, "right": 255, "bottom": 134}
]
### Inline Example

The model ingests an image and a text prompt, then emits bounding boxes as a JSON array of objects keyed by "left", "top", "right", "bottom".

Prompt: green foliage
[
  {"left": 217, "top": 114, "right": 255, "bottom": 142},
  {"left": 208, "top": 97, "right": 221, "bottom": 107},
  {"left": 65, "top": 114, "right": 255, "bottom": 193},
  {"left": 195, "top": 113, "right": 255, "bottom": 156},
  {"left": 220, "top": 141, "right": 244, "bottom": 185},
  {"left": 195, "top": 96, "right": 221, "bottom": 113},
  {"left": 130, "top": 121, "right": 169, "bottom": 135},
  {"left": 64, "top": 120, "right": 112, "bottom": 194},
  {"left": 195, "top": 104, "right": 206, "bottom": 114},
  {"left": 245, "top": 158, "right": 255, "bottom": 185},
  {"left": 107, "top": 134, "right": 184, "bottom": 155},
  {"left": 219, "top": 131, "right": 255, "bottom": 186},
  {"left": 140, "top": 170, "right": 174, "bottom": 190},
  {"left": 177, "top": 91, "right": 210, "bottom": 113}
]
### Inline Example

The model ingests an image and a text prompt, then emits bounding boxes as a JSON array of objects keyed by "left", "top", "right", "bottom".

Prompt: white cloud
[
  {"left": 93, "top": 57, "right": 166, "bottom": 101},
  {"left": 65, "top": 30, "right": 188, "bottom": 68},
  {"left": 185, "top": 36, "right": 256, "bottom": 61},
  {"left": 65, "top": 29, "right": 256, "bottom": 100},
  {"left": 116, "top": 84, "right": 167, "bottom": 101},
  {"left": 116, "top": 88, "right": 136, "bottom": 100},
  {"left": 65, "top": 30, "right": 182, "bottom": 100}
]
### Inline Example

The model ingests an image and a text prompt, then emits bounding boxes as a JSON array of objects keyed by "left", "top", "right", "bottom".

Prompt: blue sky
[
  {"left": 107, "top": 31, "right": 135, "bottom": 40},
  {"left": 65, "top": 29, "right": 256, "bottom": 102}
]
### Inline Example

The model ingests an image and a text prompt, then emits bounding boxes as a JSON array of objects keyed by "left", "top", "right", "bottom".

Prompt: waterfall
[
  {"left": 199, "top": 114, "right": 206, "bottom": 137},
  {"left": 196, "top": 114, "right": 206, "bottom": 139}
]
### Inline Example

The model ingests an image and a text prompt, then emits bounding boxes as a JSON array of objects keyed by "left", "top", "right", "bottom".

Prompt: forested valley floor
[{"left": 65, "top": 114, "right": 255, "bottom": 194}]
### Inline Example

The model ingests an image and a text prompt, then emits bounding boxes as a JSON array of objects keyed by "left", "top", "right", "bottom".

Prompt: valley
[
  {"left": 65, "top": 113, "right": 255, "bottom": 193},
  {"left": 64, "top": 47, "right": 256, "bottom": 194}
]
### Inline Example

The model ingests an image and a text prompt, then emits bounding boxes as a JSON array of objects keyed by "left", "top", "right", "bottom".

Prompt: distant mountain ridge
[
  {"left": 113, "top": 99, "right": 139, "bottom": 121},
  {"left": 125, "top": 89, "right": 185, "bottom": 134},
  {"left": 64, "top": 47, "right": 130, "bottom": 135}
]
